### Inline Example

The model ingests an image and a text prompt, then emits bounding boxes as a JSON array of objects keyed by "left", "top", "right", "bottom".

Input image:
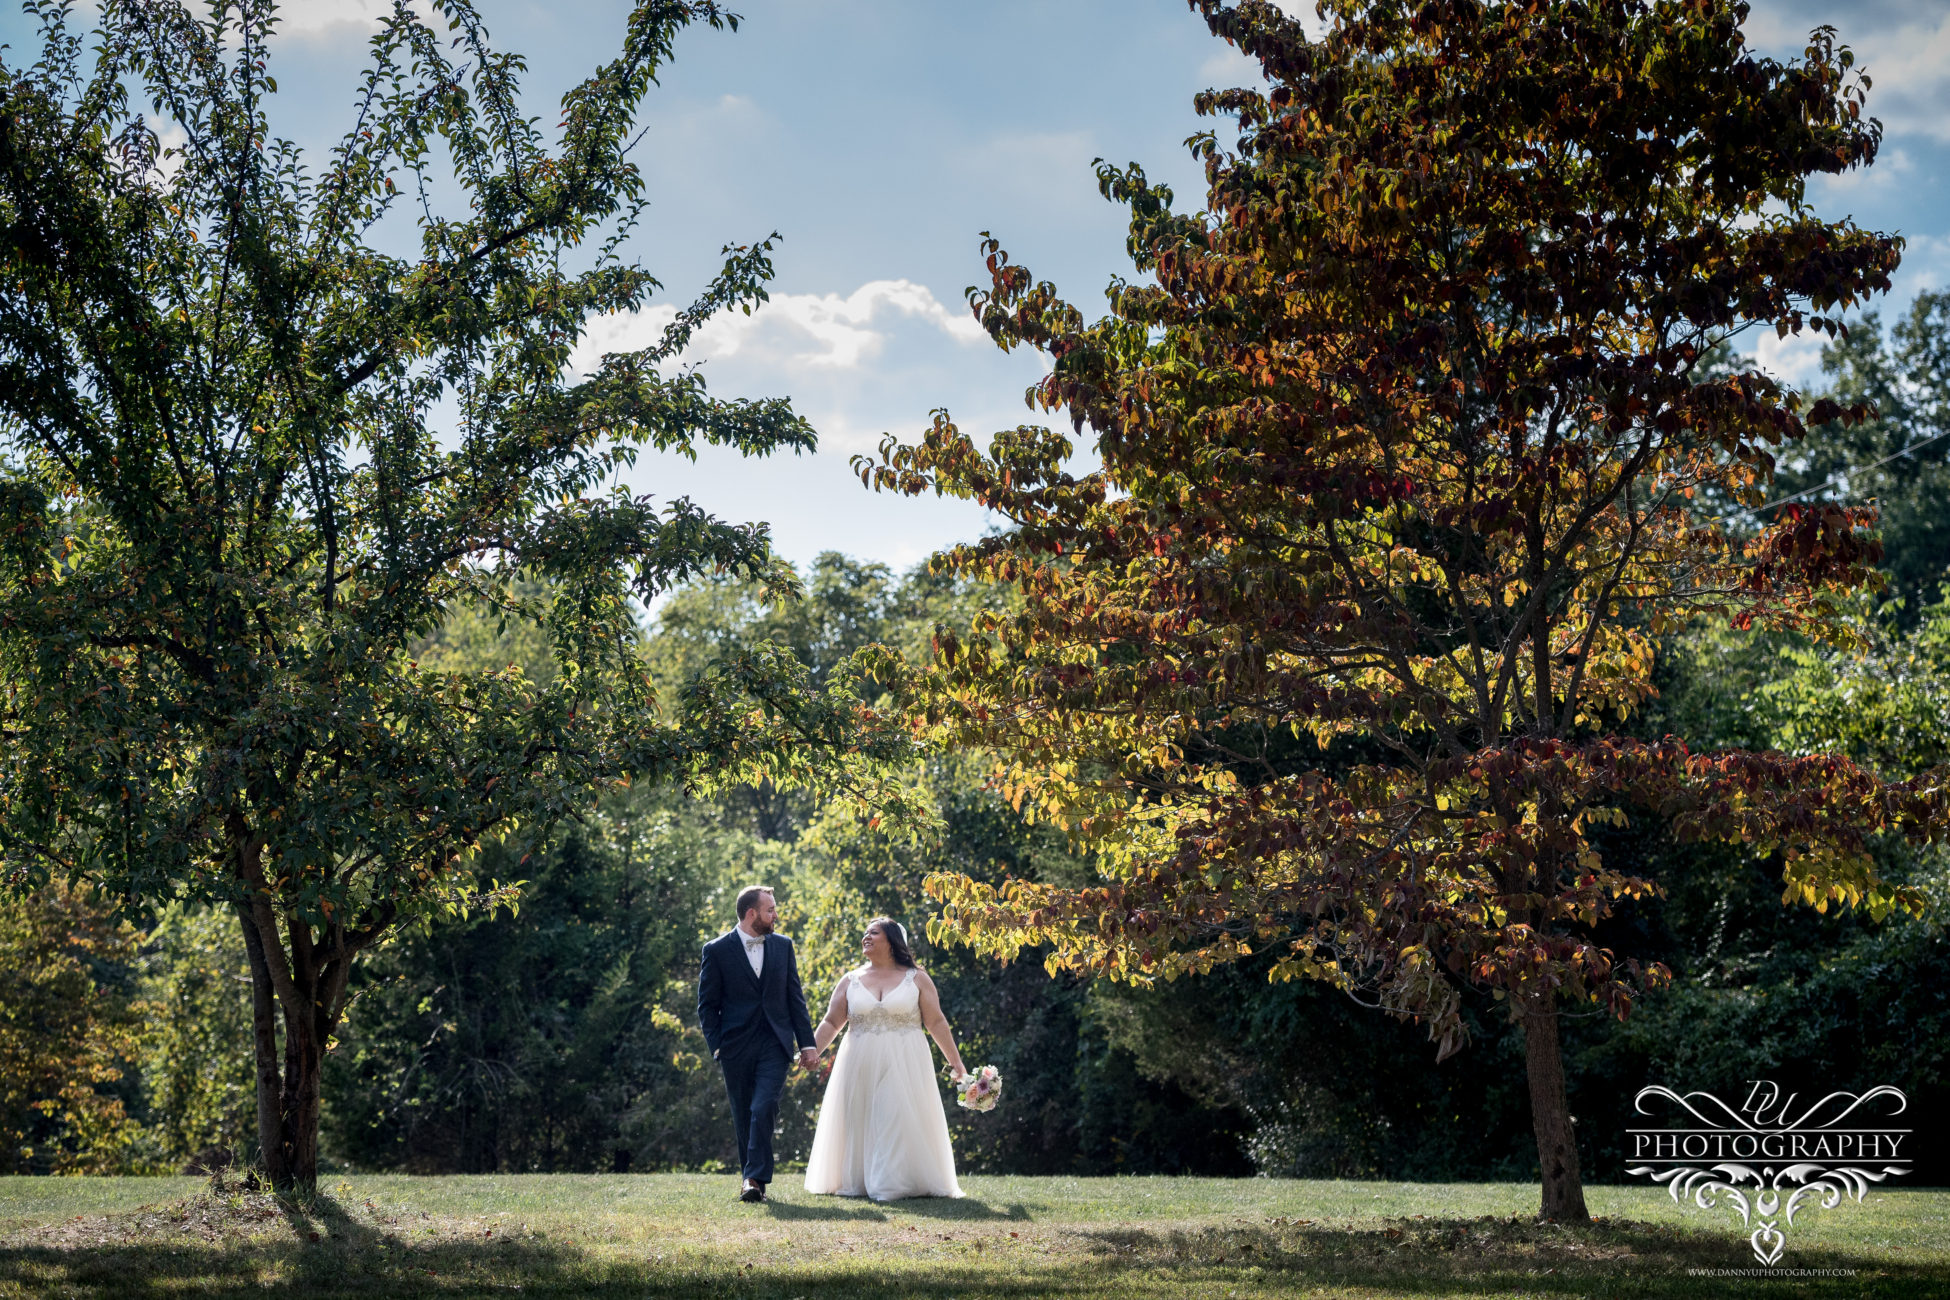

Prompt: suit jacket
[{"left": 697, "top": 928, "right": 816, "bottom": 1060}]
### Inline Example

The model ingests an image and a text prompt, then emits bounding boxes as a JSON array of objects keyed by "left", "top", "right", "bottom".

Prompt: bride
[{"left": 803, "top": 917, "right": 966, "bottom": 1201}]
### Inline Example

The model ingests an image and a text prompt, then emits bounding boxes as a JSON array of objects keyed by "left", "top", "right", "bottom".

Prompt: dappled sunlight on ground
[{"left": 0, "top": 1175, "right": 1944, "bottom": 1298}]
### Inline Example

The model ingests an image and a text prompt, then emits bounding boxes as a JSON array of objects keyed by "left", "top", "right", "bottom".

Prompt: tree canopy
[
  {"left": 1763, "top": 291, "right": 1950, "bottom": 609},
  {"left": 861, "top": 0, "right": 1929, "bottom": 1220},
  {"left": 0, "top": 0, "right": 898, "bottom": 1189}
]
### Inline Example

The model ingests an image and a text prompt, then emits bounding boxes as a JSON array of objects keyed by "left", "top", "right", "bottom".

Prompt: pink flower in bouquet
[{"left": 956, "top": 1064, "right": 1002, "bottom": 1112}]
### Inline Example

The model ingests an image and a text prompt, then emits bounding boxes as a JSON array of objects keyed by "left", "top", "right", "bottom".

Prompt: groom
[{"left": 696, "top": 885, "right": 818, "bottom": 1203}]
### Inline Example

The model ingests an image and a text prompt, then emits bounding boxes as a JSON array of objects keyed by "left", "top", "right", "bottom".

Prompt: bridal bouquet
[{"left": 956, "top": 1065, "right": 1002, "bottom": 1113}]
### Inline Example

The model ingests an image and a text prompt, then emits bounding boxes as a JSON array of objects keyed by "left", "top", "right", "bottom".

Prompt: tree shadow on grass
[
  {"left": 0, "top": 1235, "right": 595, "bottom": 1299},
  {"left": 276, "top": 1185, "right": 386, "bottom": 1248},
  {"left": 762, "top": 1198, "right": 889, "bottom": 1222},
  {"left": 872, "top": 1196, "right": 1031, "bottom": 1222},
  {"left": 1071, "top": 1215, "right": 1950, "bottom": 1298},
  {"left": 903, "top": 1197, "right": 1035, "bottom": 1222},
  {"left": 0, "top": 1184, "right": 585, "bottom": 1299},
  {"left": 771, "top": 1193, "right": 1029, "bottom": 1222},
  {"left": 3, "top": 1202, "right": 1945, "bottom": 1299}
]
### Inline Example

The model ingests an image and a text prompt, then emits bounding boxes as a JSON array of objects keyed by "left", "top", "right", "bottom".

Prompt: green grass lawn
[{"left": 1, "top": 1173, "right": 1944, "bottom": 1298}]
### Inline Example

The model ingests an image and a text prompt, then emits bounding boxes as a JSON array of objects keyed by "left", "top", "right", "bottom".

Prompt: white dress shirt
[{"left": 737, "top": 923, "right": 766, "bottom": 978}]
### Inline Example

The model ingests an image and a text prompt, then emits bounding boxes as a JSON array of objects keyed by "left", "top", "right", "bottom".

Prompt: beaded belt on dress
[{"left": 849, "top": 1006, "right": 923, "bottom": 1036}]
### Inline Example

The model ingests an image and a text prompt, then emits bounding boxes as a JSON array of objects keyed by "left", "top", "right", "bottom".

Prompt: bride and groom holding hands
[{"left": 695, "top": 885, "right": 971, "bottom": 1203}]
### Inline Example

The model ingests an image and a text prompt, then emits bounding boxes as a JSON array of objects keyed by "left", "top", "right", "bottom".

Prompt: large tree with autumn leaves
[{"left": 861, "top": 0, "right": 1933, "bottom": 1220}]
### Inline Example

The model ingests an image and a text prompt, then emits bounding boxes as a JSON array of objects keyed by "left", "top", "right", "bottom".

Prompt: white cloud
[
  {"left": 1848, "top": 20, "right": 1950, "bottom": 143},
  {"left": 1891, "top": 232, "right": 1950, "bottom": 299},
  {"left": 1200, "top": 45, "right": 1264, "bottom": 84},
  {"left": 119, "top": 115, "right": 190, "bottom": 190},
  {"left": 275, "top": 0, "right": 385, "bottom": 31},
  {"left": 155, "top": 118, "right": 189, "bottom": 185},
  {"left": 1754, "top": 328, "right": 1828, "bottom": 390},
  {"left": 580, "top": 274, "right": 1047, "bottom": 570},
  {"left": 1811, "top": 145, "right": 1913, "bottom": 199},
  {"left": 1746, "top": 0, "right": 1950, "bottom": 143},
  {"left": 567, "top": 276, "right": 1043, "bottom": 465},
  {"left": 572, "top": 278, "right": 984, "bottom": 379},
  {"left": 262, "top": 0, "right": 437, "bottom": 38},
  {"left": 1266, "top": 1, "right": 1328, "bottom": 38},
  {"left": 1198, "top": 0, "right": 1327, "bottom": 79}
]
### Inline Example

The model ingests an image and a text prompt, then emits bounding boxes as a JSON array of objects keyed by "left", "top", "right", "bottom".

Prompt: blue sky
[{"left": 6, "top": 0, "right": 1948, "bottom": 573}]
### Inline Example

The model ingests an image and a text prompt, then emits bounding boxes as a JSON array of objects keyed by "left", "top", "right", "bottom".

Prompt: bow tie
[{"left": 743, "top": 935, "right": 766, "bottom": 949}]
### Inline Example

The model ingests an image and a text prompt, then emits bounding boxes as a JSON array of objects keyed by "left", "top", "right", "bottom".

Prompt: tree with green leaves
[
  {"left": 0, "top": 880, "right": 146, "bottom": 1174},
  {"left": 0, "top": 0, "right": 897, "bottom": 1190},
  {"left": 326, "top": 789, "right": 730, "bottom": 1175},
  {"left": 1767, "top": 291, "right": 1950, "bottom": 608},
  {"left": 134, "top": 903, "right": 257, "bottom": 1172},
  {"left": 649, "top": 553, "right": 907, "bottom": 841},
  {"left": 861, "top": 0, "right": 1930, "bottom": 1219}
]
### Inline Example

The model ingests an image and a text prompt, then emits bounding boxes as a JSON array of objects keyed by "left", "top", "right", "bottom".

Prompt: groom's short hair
[{"left": 735, "top": 885, "right": 773, "bottom": 921}]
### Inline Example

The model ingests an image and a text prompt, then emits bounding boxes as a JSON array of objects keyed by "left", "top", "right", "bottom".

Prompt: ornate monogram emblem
[{"left": 1625, "top": 1081, "right": 1910, "bottom": 1266}]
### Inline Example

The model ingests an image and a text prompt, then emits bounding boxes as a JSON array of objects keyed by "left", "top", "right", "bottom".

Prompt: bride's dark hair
[{"left": 867, "top": 917, "right": 917, "bottom": 968}]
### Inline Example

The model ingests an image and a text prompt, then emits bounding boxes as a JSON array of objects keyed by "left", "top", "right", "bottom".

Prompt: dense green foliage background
[{"left": 2, "top": 302, "right": 1944, "bottom": 1182}]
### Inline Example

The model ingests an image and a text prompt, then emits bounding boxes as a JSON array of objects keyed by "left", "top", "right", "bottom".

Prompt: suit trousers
[{"left": 720, "top": 1037, "right": 790, "bottom": 1185}]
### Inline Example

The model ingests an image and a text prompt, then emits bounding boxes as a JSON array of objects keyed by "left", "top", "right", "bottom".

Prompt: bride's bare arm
[
  {"left": 914, "top": 970, "right": 967, "bottom": 1080},
  {"left": 812, "top": 976, "right": 850, "bottom": 1054}
]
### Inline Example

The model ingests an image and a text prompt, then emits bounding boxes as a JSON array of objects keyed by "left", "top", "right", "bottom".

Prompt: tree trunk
[
  {"left": 281, "top": 1014, "right": 324, "bottom": 1187},
  {"left": 230, "top": 815, "right": 385, "bottom": 1193},
  {"left": 1521, "top": 991, "right": 1589, "bottom": 1222},
  {"left": 236, "top": 901, "right": 332, "bottom": 1191},
  {"left": 237, "top": 904, "right": 293, "bottom": 1188}
]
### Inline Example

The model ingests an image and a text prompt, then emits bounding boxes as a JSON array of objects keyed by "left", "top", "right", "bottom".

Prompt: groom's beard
[{"left": 749, "top": 917, "right": 775, "bottom": 935}]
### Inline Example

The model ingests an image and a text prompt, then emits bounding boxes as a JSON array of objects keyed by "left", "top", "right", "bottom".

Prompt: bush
[{"left": 0, "top": 882, "right": 146, "bottom": 1173}]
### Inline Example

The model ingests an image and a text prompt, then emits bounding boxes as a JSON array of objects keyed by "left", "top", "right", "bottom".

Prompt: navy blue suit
[{"left": 696, "top": 929, "right": 815, "bottom": 1185}]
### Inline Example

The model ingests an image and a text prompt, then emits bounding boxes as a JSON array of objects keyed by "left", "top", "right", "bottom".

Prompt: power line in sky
[{"left": 1718, "top": 427, "right": 1950, "bottom": 524}]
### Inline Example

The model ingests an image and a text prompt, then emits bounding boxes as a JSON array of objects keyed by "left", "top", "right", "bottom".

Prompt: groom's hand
[{"left": 797, "top": 1047, "right": 818, "bottom": 1070}]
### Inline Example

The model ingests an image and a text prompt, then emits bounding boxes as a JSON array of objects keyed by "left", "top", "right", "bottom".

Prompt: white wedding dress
[{"left": 803, "top": 967, "right": 963, "bottom": 1201}]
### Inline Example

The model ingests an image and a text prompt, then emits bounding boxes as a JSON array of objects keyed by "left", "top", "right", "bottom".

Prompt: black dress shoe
[{"left": 740, "top": 1182, "right": 766, "bottom": 1203}]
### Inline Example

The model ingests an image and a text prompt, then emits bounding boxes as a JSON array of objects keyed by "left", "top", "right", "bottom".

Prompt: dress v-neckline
[{"left": 858, "top": 967, "right": 910, "bottom": 1004}]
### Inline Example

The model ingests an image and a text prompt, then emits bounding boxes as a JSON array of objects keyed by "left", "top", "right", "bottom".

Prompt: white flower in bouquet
[{"left": 956, "top": 1064, "right": 1002, "bottom": 1113}]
